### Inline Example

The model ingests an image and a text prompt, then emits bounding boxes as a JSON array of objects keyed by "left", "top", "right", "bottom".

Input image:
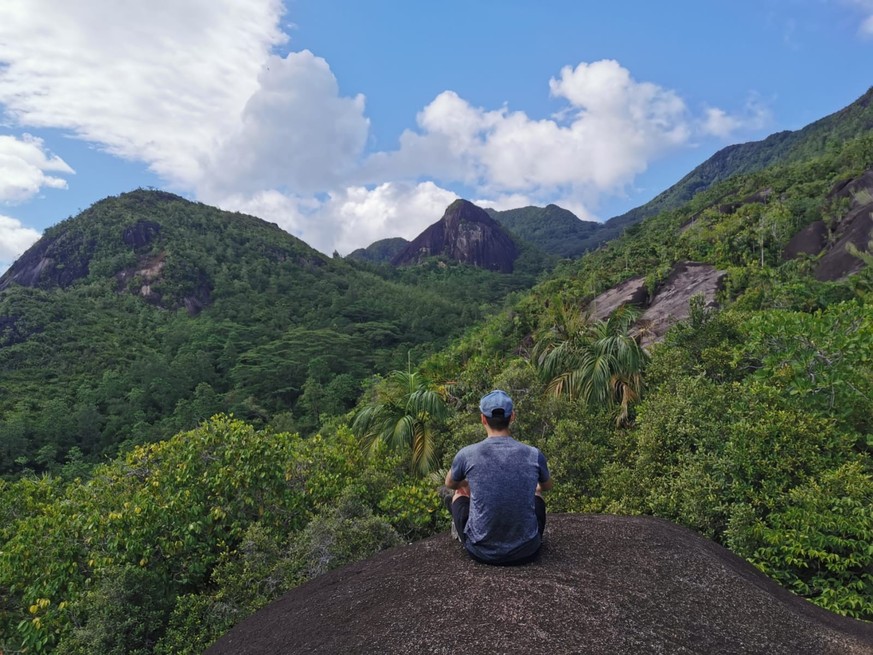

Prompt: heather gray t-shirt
[{"left": 450, "top": 436, "right": 550, "bottom": 563}]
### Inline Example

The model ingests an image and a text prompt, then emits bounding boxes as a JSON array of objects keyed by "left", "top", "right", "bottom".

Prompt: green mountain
[
  {"left": 0, "top": 190, "right": 536, "bottom": 475},
  {"left": 483, "top": 87, "right": 873, "bottom": 259},
  {"left": 487, "top": 204, "right": 601, "bottom": 258},
  {"left": 345, "top": 237, "right": 409, "bottom": 264},
  {"left": 604, "top": 86, "right": 873, "bottom": 235}
]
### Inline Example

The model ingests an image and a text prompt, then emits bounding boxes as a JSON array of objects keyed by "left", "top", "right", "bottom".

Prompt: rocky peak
[{"left": 392, "top": 199, "right": 520, "bottom": 272}]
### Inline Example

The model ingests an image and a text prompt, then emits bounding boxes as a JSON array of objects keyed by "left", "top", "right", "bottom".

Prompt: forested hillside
[
  {"left": 486, "top": 87, "right": 873, "bottom": 259},
  {"left": 0, "top": 191, "right": 539, "bottom": 477},
  {"left": 1, "top": 104, "right": 872, "bottom": 653}
]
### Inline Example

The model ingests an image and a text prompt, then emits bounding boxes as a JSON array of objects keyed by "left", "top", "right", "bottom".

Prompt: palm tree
[
  {"left": 532, "top": 301, "right": 648, "bottom": 424},
  {"left": 352, "top": 366, "right": 450, "bottom": 474}
]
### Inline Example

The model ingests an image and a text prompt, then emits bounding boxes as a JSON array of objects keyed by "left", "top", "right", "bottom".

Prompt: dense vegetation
[
  {"left": 605, "top": 86, "right": 873, "bottom": 236},
  {"left": 488, "top": 204, "right": 602, "bottom": 258},
  {"left": 345, "top": 237, "right": 408, "bottom": 264},
  {"left": 1, "top": 102, "right": 872, "bottom": 652},
  {"left": 0, "top": 192, "right": 542, "bottom": 477}
]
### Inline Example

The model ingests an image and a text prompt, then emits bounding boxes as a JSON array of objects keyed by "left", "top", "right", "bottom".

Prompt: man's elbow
[
  {"left": 445, "top": 471, "right": 459, "bottom": 489},
  {"left": 539, "top": 478, "right": 554, "bottom": 492}
]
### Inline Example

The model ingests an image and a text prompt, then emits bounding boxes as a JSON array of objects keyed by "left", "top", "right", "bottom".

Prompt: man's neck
[{"left": 485, "top": 429, "right": 512, "bottom": 438}]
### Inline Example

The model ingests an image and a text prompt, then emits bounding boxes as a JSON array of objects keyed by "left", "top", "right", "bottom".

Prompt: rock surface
[
  {"left": 814, "top": 203, "right": 872, "bottom": 280},
  {"left": 205, "top": 514, "right": 873, "bottom": 655},
  {"left": 780, "top": 169, "right": 873, "bottom": 279},
  {"left": 588, "top": 276, "right": 648, "bottom": 321},
  {"left": 392, "top": 199, "right": 519, "bottom": 272},
  {"left": 782, "top": 220, "right": 828, "bottom": 261},
  {"left": 638, "top": 262, "right": 726, "bottom": 346}
]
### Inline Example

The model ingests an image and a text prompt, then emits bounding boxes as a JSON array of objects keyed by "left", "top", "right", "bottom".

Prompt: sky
[{"left": 1, "top": 1, "right": 872, "bottom": 272}]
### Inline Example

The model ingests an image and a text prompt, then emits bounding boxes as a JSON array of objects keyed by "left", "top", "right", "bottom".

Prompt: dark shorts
[{"left": 450, "top": 496, "right": 546, "bottom": 565}]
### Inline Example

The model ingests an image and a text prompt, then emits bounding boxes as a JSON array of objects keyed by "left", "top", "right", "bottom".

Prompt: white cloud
[
  {"left": 364, "top": 60, "right": 694, "bottom": 203},
  {"left": 0, "top": 134, "right": 74, "bottom": 203},
  {"left": 845, "top": 0, "right": 873, "bottom": 36},
  {"left": 324, "top": 182, "right": 458, "bottom": 254},
  {"left": 700, "top": 96, "right": 771, "bottom": 138},
  {"left": 0, "top": 213, "right": 41, "bottom": 273},
  {"left": 202, "top": 51, "right": 370, "bottom": 196},
  {"left": 216, "top": 182, "right": 458, "bottom": 255},
  {"left": 0, "top": 0, "right": 286, "bottom": 185},
  {"left": 701, "top": 108, "right": 743, "bottom": 139}
]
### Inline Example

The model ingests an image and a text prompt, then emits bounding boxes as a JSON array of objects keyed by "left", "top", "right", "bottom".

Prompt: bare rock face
[
  {"left": 814, "top": 205, "right": 872, "bottom": 280},
  {"left": 205, "top": 514, "right": 873, "bottom": 655},
  {"left": 392, "top": 199, "right": 519, "bottom": 272},
  {"left": 781, "top": 170, "right": 873, "bottom": 280},
  {"left": 122, "top": 219, "right": 161, "bottom": 250},
  {"left": 588, "top": 276, "right": 648, "bottom": 321},
  {"left": 782, "top": 220, "right": 828, "bottom": 260},
  {"left": 0, "top": 234, "right": 93, "bottom": 292},
  {"left": 638, "top": 262, "right": 726, "bottom": 346}
]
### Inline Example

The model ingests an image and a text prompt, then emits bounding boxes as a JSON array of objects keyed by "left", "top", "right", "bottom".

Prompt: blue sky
[{"left": 1, "top": 0, "right": 872, "bottom": 271}]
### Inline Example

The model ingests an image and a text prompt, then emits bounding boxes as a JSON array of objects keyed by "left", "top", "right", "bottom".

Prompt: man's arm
[
  {"left": 445, "top": 469, "right": 469, "bottom": 491},
  {"left": 537, "top": 449, "right": 552, "bottom": 493},
  {"left": 445, "top": 469, "right": 459, "bottom": 489}
]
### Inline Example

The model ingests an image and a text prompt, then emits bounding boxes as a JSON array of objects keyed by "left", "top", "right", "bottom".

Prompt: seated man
[{"left": 444, "top": 389, "right": 552, "bottom": 565}]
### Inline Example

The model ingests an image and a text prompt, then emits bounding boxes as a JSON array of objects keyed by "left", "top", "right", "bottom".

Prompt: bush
[
  {"left": 57, "top": 565, "right": 173, "bottom": 655},
  {"left": 745, "top": 462, "right": 873, "bottom": 620}
]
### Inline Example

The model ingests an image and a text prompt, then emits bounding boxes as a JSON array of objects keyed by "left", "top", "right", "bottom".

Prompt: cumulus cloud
[
  {"left": 0, "top": 134, "right": 74, "bottom": 203},
  {"left": 0, "top": 0, "right": 286, "bottom": 185},
  {"left": 845, "top": 0, "right": 873, "bottom": 36},
  {"left": 202, "top": 51, "right": 370, "bottom": 197},
  {"left": 217, "top": 181, "right": 457, "bottom": 255},
  {"left": 0, "top": 213, "right": 41, "bottom": 273},
  {"left": 700, "top": 97, "right": 770, "bottom": 138},
  {"left": 323, "top": 182, "right": 458, "bottom": 254},
  {"left": 365, "top": 60, "right": 693, "bottom": 203}
]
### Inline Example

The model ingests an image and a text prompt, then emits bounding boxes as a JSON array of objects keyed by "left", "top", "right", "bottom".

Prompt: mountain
[
  {"left": 480, "top": 87, "right": 873, "bottom": 260},
  {"left": 351, "top": 88, "right": 873, "bottom": 264},
  {"left": 0, "top": 190, "right": 532, "bottom": 475},
  {"left": 602, "top": 86, "right": 873, "bottom": 236},
  {"left": 391, "top": 199, "right": 520, "bottom": 272},
  {"left": 487, "top": 204, "right": 601, "bottom": 258},
  {"left": 345, "top": 237, "right": 409, "bottom": 264}
]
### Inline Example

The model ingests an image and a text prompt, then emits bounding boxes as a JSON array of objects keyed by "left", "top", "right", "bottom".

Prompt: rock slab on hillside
[
  {"left": 780, "top": 169, "right": 873, "bottom": 279},
  {"left": 205, "top": 514, "right": 873, "bottom": 655},
  {"left": 639, "top": 262, "right": 726, "bottom": 346},
  {"left": 392, "top": 199, "right": 519, "bottom": 272},
  {"left": 588, "top": 276, "right": 648, "bottom": 321}
]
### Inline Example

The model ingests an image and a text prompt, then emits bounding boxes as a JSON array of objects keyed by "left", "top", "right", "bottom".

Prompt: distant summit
[
  {"left": 346, "top": 237, "right": 409, "bottom": 264},
  {"left": 488, "top": 204, "right": 601, "bottom": 258},
  {"left": 392, "top": 199, "right": 519, "bottom": 272}
]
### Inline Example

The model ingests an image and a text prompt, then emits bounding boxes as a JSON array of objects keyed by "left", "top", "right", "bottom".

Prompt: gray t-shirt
[{"left": 450, "top": 436, "right": 550, "bottom": 563}]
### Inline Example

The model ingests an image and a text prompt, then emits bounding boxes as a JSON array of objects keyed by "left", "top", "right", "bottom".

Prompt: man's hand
[
  {"left": 445, "top": 469, "right": 469, "bottom": 491},
  {"left": 536, "top": 479, "right": 553, "bottom": 494}
]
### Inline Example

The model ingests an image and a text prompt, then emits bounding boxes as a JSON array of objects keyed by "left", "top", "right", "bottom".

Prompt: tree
[
  {"left": 352, "top": 365, "right": 450, "bottom": 474},
  {"left": 532, "top": 301, "right": 648, "bottom": 424}
]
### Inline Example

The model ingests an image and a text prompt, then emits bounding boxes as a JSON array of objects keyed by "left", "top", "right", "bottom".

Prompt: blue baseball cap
[{"left": 479, "top": 389, "right": 514, "bottom": 418}]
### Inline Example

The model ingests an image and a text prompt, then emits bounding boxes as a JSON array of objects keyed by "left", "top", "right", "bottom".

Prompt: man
[{"left": 444, "top": 389, "right": 552, "bottom": 565}]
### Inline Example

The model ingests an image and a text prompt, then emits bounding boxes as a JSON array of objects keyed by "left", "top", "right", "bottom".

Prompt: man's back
[{"left": 451, "top": 436, "right": 548, "bottom": 563}]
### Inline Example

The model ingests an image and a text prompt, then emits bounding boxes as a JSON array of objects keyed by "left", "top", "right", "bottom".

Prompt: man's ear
[
  {"left": 510, "top": 411, "right": 516, "bottom": 423},
  {"left": 481, "top": 414, "right": 488, "bottom": 426}
]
